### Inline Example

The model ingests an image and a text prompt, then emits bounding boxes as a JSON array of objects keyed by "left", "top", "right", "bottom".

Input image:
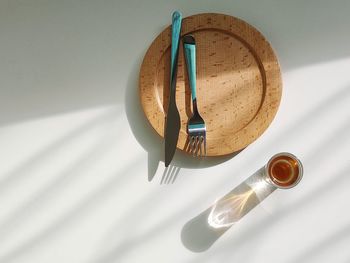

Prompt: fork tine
[
  {"left": 190, "top": 136, "right": 196, "bottom": 155},
  {"left": 199, "top": 136, "right": 203, "bottom": 157},
  {"left": 193, "top": 136, "right": 197, "bottom": 155},
  {"left": 202, "top": 134, "right": 207, "bottom": 157},
  {"left": 188, "top": 136, "right": 193, "bottom": 153},
  {"left": 192, "top": 136, "right": 196, "bottom": 156},
  {"left": 195, "top": 136, "right": 200, "bottom": 156}
]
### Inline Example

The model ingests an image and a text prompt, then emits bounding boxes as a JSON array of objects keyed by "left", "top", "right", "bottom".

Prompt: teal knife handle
[
  {"left": 183, "top": 36, "right": 196, "bottom": 101},
  {"left": 170, "top": 11, "right": 182, "bottom": 94}
]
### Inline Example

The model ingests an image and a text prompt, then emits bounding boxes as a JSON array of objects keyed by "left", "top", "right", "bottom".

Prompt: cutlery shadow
[
  {"left": 160, "top": 165, "right": 181, "bottom": 184},
  {"left": 181, "top": 167, "right": 276, "bottom": 252}
]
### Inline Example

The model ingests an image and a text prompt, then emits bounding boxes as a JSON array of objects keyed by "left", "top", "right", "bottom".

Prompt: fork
[{"left": 183, "top": 35, "right": 207, "bottom": 156}]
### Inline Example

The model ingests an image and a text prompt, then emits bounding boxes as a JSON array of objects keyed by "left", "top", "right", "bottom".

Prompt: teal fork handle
[
  {"left": 183, "top": 35, "right": 197, "bottom": 101},
  {"left": 170, "top": 11, "right": 182, "bottom": 94}
]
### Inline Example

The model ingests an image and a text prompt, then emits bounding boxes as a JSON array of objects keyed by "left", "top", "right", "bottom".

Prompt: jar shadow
[{"left": 181, "top": 167, "right": 276, "bottom": 252}]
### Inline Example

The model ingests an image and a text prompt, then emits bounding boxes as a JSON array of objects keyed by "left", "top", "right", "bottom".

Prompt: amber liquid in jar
[{"left": 268, "top": 155, "right": 300, "bottom": 188}]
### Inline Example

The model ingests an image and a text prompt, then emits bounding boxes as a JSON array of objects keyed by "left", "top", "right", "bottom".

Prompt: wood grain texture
[{"left": 139, "top": 13, "right": 282, "bottom": 156}]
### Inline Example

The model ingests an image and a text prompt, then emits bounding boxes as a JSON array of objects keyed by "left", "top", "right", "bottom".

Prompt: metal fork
[{"left": 183, "top": 35, "right": 207, "bottom": 156}]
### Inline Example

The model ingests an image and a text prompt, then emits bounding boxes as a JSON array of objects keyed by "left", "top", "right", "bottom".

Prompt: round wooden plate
[{"left": 139, "top": 13, "right": 282, "bottom": 156}]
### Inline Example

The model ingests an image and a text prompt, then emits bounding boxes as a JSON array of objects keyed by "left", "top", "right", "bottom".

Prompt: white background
[{"left": 1, "top": 0, "right": 350, "bottom": 262}]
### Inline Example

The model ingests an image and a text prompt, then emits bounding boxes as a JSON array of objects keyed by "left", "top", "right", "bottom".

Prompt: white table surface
[{"left": 1, "top": 1, "right": 350, "bottom": 262}]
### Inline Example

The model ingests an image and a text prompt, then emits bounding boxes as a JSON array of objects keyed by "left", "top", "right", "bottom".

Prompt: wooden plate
[{"left": 139, "top": 13, "right": 282, "bottom": 156}]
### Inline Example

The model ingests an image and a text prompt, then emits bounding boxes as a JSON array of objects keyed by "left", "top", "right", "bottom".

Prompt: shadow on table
[
  {"left": 160, "top": 165, "right": 181, "bottom": 184},
  {"left": 181, "top": 167, "right": 276, "bottom": 252}
]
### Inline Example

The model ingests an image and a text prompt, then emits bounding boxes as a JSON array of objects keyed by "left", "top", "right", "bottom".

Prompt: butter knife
[{"left": 164, "top": 11, "right": 182, "bottom": 167}]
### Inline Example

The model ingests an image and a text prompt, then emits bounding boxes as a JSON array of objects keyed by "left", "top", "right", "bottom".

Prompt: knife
[{"left": 164, "top": 11, "right": 182, "bottom": 167}]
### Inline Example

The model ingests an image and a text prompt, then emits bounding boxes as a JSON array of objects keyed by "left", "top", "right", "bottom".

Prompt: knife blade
[{"left": 164, "top": 11, "right": 182, "bottom": 167}]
